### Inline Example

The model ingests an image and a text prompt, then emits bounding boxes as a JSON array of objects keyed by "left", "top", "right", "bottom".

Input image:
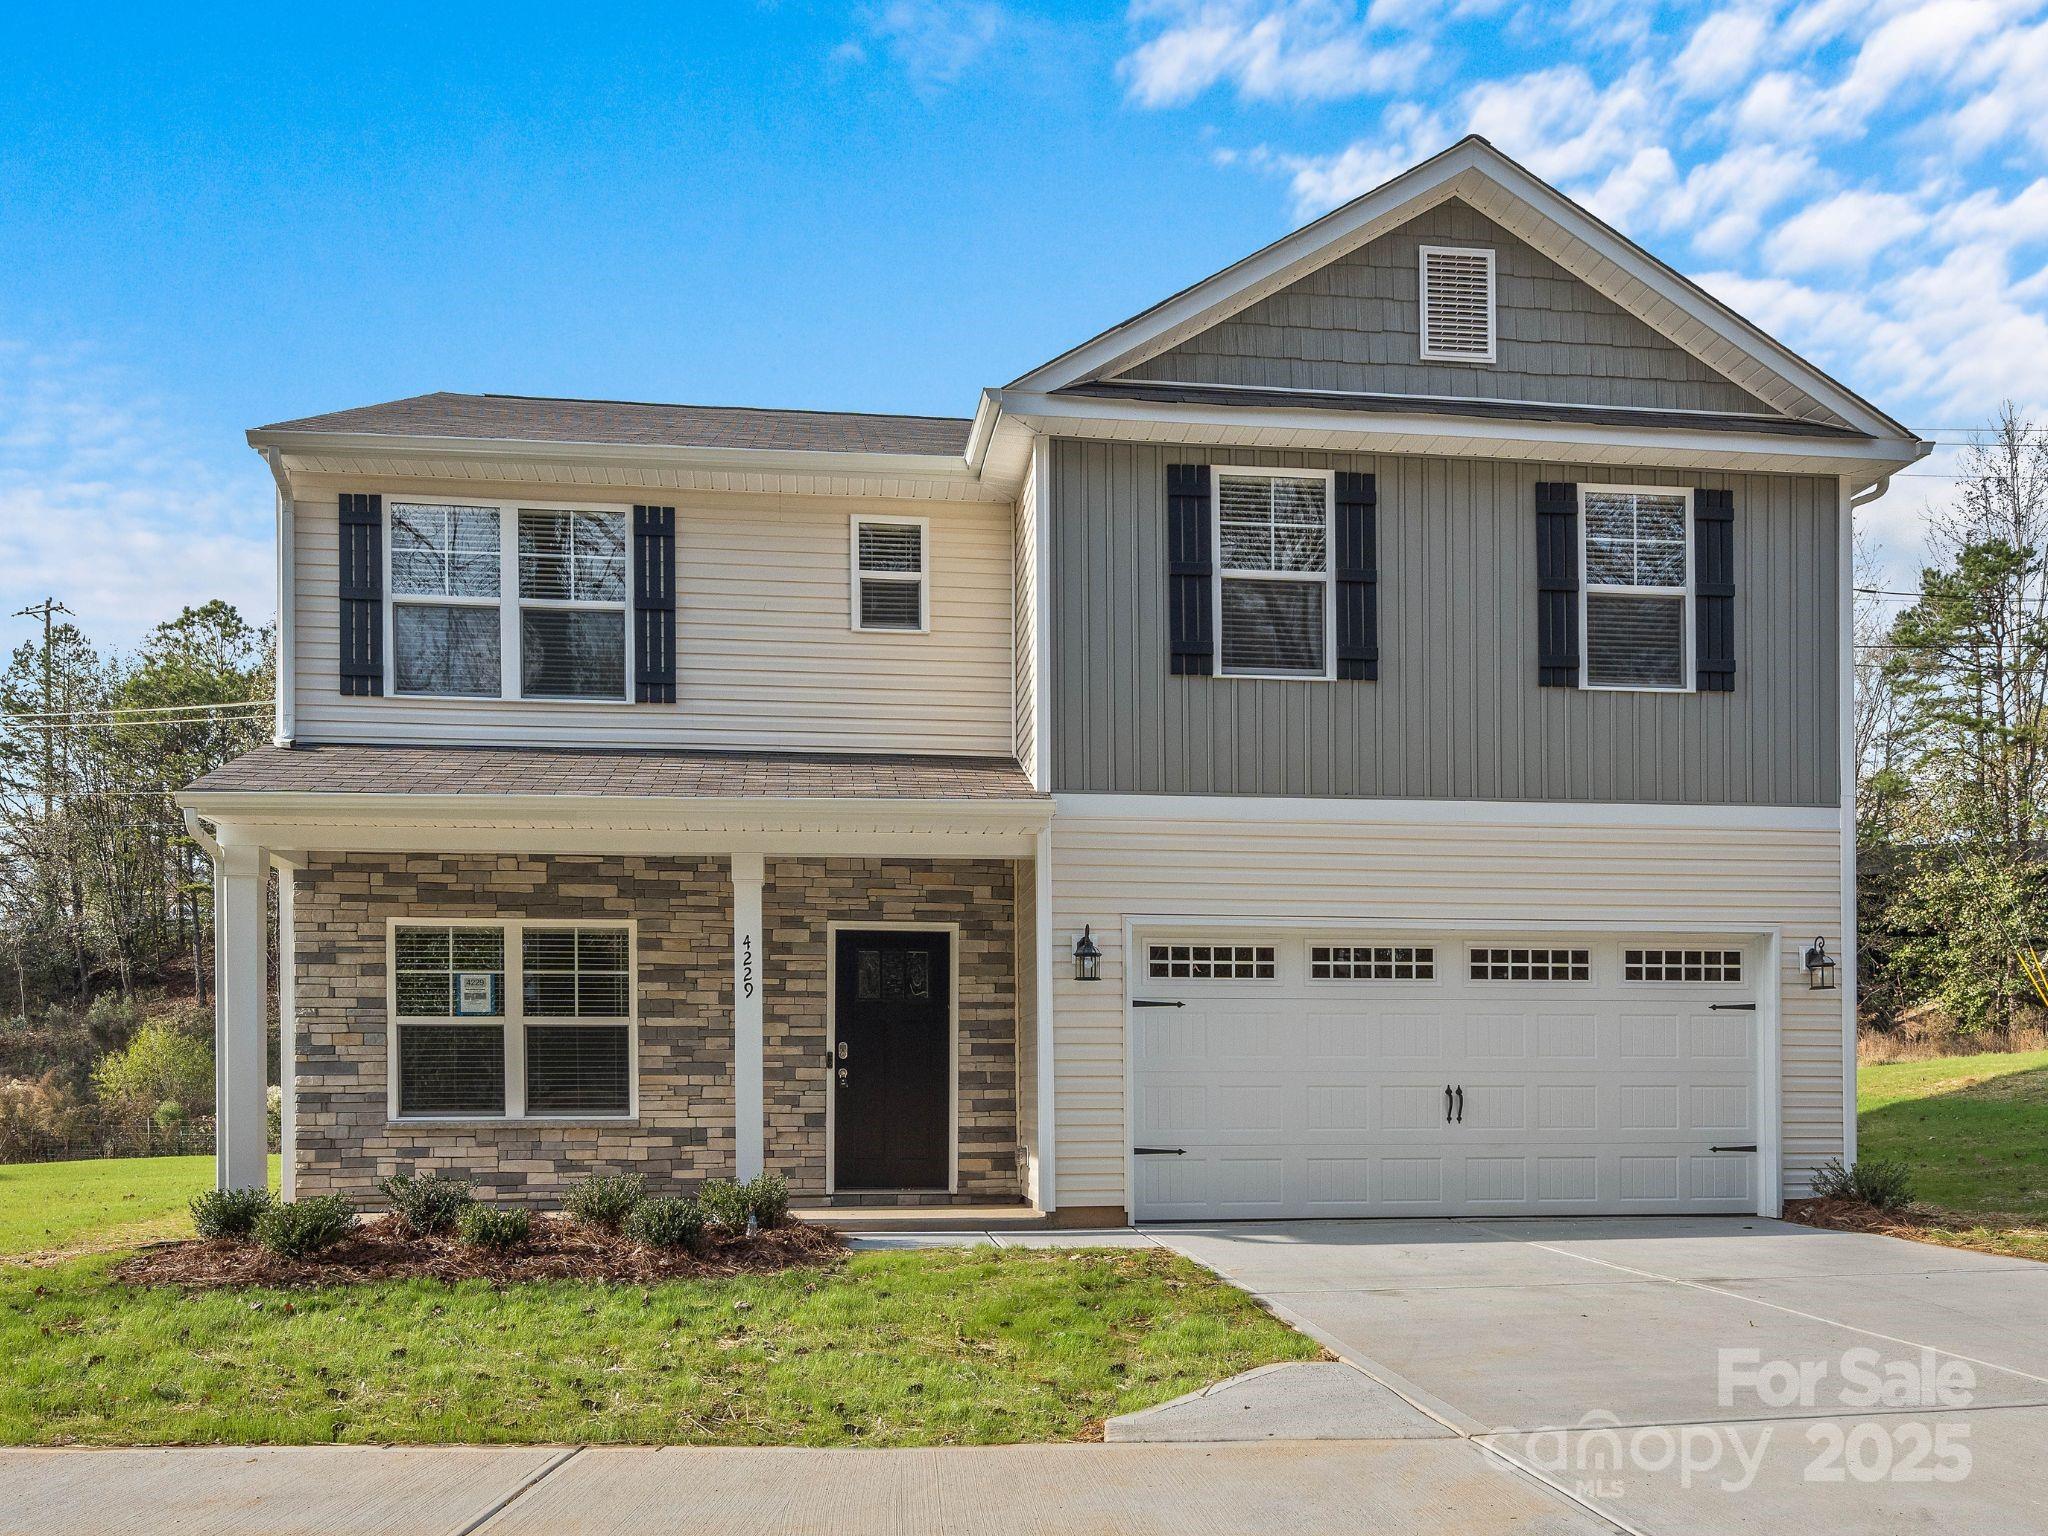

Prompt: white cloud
[
  {"left": 1120, "top": 0, "right": 1426, "bottom": 106},
  {"left": 1461, "top": 65, "right": 1657, "bottom": 183},
  {"left": 841, "top": 0, "right": 1011, "bottom": 88},
  {"left": 1263, "top": 101, "right": 1452, "bottom": 217},
  {"left": 1764, "top": 189, "right": 1930, "bottom": 273},
  {"left": 0, "top": 340, "right": 272, "bottom": 656},
  {"left": 1672, "top": 8, "right": 1774, "bottom": 98}
]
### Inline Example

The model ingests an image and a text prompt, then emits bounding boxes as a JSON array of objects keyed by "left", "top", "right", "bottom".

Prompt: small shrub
[
  {"left": 0, "top": 1072, "right": 90, "bottom": 1160},
  {"left": 254, "top": 1195, "right": 356, "bottom": 1258},
  {"left": 1810, "top": 1156, "right": 1914, "bottom": 1211},
  {"left": 742, "top": 1171, "right": 791, "bottom": 1229},
  {"left": 697, "top": 1177, "right": 751, "bottom": 1233},
  {"left": 84, "top": 992, "right": 141, "bottom": 1051},
  {"left": 378, "top": 1171, "right": 474, "bottom": 1237},
  {"left": 457, "top": 1204, "right": 531, "bottom": 1249},
  {"left": 266, "top": 1085, "right": 283, "bottom": 1150},
  {"left": 624, "top": 1195, "right": 705, "bottom": 1251},
  {"left": 564, "top": 1172, "right": 646, "bottom": 1233},
  {"left": 191, "top": 1187, "right": 273, "bottom": 1239},
  {"left": 153, "top": 1099, "right": 188, "bottom": 1132}
]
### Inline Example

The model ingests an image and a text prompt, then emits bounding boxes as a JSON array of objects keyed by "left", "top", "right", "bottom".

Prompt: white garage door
[{"left": 1132, "top": 933, "right": 1760, "bottom": 1221}]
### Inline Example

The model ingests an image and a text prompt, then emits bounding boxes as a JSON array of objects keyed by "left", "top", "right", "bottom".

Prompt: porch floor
[{"left": 794, "top": 1203, "right": 1048, "bottom": 1233}]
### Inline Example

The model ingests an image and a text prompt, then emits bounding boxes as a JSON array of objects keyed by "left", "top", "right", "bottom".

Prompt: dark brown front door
[{"left": 834, "top": 929, "right": 950, "bottom": 1190}]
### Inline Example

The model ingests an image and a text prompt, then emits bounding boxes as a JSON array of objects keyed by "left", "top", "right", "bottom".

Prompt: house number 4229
[{"left": 741, "top": 934, "right": 756, "bottom": 999}]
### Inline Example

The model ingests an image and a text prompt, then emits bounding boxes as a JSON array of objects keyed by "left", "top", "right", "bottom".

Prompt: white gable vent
[{"left": 1419, "top": 245, "right": 1496, "bottom": 363}]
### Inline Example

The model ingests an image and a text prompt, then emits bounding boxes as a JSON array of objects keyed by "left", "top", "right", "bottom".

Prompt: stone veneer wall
[
  {"left": 292, "top": 854, "right": 733, "bottom": 1205},
  {"left": 762, "top": 858, "right": 1020, "bottom": 1201}
]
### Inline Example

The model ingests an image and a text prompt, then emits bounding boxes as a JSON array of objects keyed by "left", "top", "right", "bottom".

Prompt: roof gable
[
  {"left": 1008, "top": 137, "right": 1916, "bottom": 445},
  {"left": 1116, "top": 196, "right": 1778, "bottom": 417}
]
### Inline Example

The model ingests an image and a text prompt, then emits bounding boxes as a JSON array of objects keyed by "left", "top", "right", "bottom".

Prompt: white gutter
[
  {"left": 181, "top": 807, "right": 223, "bottom": 862},
  {"left": 260, "top": 447, "right": 296, "bottom": 747}
]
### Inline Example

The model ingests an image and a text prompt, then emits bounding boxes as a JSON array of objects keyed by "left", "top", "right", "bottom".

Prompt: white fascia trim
[
  {"left": 1007, "top": 137, "right": 1922, "bottom": 451},
  {"left": 1056, "top": 791, "right": 1840, "bottom": 835},
  {"left": 998, "top": 390, "right": 1922, "bottom": 478},
  {"left": 246, "top": 428, "right": 979, "bottom": 485},
  {"left": 1838, "top": 475, "right": 1859, "bottom": 1164},
  {"left": 181, "top": 790, "right": 1053, "bottom": 827},
  {"left": 261, "top": 447, "right": 297, "bottom": 747}
]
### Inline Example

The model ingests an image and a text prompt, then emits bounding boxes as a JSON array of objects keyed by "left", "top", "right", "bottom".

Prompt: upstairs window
[
  {"left": 1580, "top": 487, "right": 1692, "bottom": 691},
  {"left": 1419, "top": 246, "right": 1496, "bottom": 363},
  {"left": 852, "top": 517, "right": 929, "bottom": 632},
  {"left": 383, "top": 500, "right": 632, "bottom": 702},
  {"left": 390, "top": 503, "right": 502, "bottom": 698},
  {"left": 1214, "top": 469, "right": 1334, "bottom": 678},
  {"left": 517, "top": 509, "right": 628, "bottom": 699}
]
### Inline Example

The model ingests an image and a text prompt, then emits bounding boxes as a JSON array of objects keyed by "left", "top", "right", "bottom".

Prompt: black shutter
[
  {"left": 1535, "top": 482, "right": 1579, "bottom": 688},
  {"left": 1334, "top": 471, "right": 1378, "bottom": 681},
  {"left": 633, "top": 504, "right": 677, "bottom": 704},
  {"left": 1694, "top": 487, "right": 1736, "bottom": 692},
  {"left": 337, "top": 492, "right": 383, "bottom": 697},
  {"left": 1167, "top": 464, "right": 1214, "bottom": 676}
]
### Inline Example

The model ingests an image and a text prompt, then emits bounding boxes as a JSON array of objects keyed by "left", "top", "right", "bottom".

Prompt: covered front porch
[{"left": 177, "top": 744, "right": 1057, "bottom": 1216}]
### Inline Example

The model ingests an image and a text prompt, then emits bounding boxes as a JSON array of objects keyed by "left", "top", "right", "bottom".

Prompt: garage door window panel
[
  {"left": 1625, "top": 948, "right": 1744, "bottom": 983},
  {"left": 1469, "top": 947, "right": 1591, "bottom": 982},
  {"left": 1310, "top": 945, "right": 1436, "bottom": 981},
  {"left": 1147, "top": 943, "right": 1276, "bottom": 980}
]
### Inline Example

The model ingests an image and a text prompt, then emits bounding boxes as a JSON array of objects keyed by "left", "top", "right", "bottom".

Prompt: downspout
[{"left": 261, "top": 447, "right": 296, "bottom": 747}]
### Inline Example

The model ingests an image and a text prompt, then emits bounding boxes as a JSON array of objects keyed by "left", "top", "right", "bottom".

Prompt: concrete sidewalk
[{"left": 0, "top": 1441, "right": 1613, "bottom": 1536}]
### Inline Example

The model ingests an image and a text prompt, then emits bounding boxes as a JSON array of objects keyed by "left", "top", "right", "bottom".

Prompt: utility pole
[{"left": 13, "top": 598, "right": 71, "bottom": 826}]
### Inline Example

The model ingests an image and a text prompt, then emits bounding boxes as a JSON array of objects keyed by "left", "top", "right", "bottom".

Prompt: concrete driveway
[{"left": 1155, "top": 1216, "right": 2048, "bottom": 1534}]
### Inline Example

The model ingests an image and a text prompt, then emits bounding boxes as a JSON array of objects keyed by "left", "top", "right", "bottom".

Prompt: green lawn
[
  {"left": 0, "top": 1246, "right": 1315, "bottom": 1446},
  {"left": 0, "top": 1154, "right": 273, "bottom": 1259},
  {"left": 1855, "top": 1049, "right": 2048, "bottom": 1261},
  {"left": 0, "top": 1153, "right": 1314, "bottom": 1445}
]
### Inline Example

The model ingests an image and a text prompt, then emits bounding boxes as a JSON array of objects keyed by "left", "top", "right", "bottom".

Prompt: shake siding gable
[
  {"left": 290, "top": 484, "right": 1016, "bottom": 754},
  {"left": 1117, "top": 198, "right": 1778, "bottom": 416}
]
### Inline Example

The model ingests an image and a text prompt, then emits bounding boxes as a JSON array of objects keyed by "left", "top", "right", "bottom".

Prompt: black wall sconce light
[
  {"left": 1803, "top": 937, "right": 1838, "bottom": 991},
  {"left": 1073, "top": 925, "right": 1102, "bottom": 981}
]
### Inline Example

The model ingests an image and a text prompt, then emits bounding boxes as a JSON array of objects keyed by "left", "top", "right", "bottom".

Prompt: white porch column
[
  {"left": 214, "top": 841, "right": 270, "bottom": 1192},
  {"left": 1033, "top": 826, "right": 1057, "bottom": 1211},
  {"left": 733, "top": 853, "right": 765, "bottom": 1181},
  {"left": 274, "top": 858, "right": 298, "bottom": 1201}
]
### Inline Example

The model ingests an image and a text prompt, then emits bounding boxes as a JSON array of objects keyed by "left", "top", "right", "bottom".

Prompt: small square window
[
  {"left": 1311, "top": 945, "right": 1435, "bottom": 981},
  {"left": 1468, "top": 947, "right": 1591, "bottom": 983},
  {"left": 1624, "top": 948, "right": 1743, "bottom": 983},
  {"left": 1147, "top": 943, "right": 1276, "bottom": 980}
]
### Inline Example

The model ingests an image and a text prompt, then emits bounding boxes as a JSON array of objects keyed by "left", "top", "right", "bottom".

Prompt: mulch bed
[
  {"left": 109, "top": 1215, "right": 846, "bottom": 1290},
  {"left": 1783, "top": 1196, "right": 2043, "bottom": 1256}
]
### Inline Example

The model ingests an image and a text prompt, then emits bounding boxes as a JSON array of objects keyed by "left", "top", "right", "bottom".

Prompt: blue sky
[{"left": 3, "top": 0, "right": 2045, "bottom": 655}]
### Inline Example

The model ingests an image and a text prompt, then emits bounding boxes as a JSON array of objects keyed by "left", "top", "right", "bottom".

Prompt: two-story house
[{"left": 180, "top": 138, "right": 1927, "bottom": 1225}]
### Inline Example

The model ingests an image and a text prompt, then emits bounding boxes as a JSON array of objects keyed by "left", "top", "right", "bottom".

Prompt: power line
[{"left": 1, "top": 698, "right": 269, "bottom": 722}]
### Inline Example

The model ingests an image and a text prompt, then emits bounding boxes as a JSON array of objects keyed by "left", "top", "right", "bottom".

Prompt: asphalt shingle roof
[
  {"left": 185, "top": 744, "right": 1042, "bottom": 801},
  {"left": 257, "top": 392, "right": 974, "bottom": 456}
]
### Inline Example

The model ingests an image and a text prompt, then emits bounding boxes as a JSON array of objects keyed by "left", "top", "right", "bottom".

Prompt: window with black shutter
[{"left": 1578, "top": 486, "right": 1693, "bottom": 691}]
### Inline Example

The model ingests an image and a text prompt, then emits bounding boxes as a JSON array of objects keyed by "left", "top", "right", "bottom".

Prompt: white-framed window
[
  {"left": 1147, "top": 943, "right": 1277, "bottom": 980},
  {"left": 1212, "top": 467, "right": 1335, "bottom": 679},
  {"left": 1419, "top": 245, "right": 1496, "bottom": 363},
  {"left": 1579, "top": 485, "right": 1693, "bottom": 692},
  {"left": 851, "top": 516, "right": 929, "bottom": 632},
  {"left": 388, "top": 918, "right": 636, "bottom": 1121},
  {"left": 390, "top": 502, "right": 502, "bottom": 698},
  {"left": 384, "top": 498, "right": 633, "bottom": 702}
]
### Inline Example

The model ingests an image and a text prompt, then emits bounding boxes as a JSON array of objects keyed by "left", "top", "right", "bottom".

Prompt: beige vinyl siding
[
  {"left": 1119, "top": 198, "right": 1777, "bottom": 415},
  {"left": 291, "top": 483, "right": 1016, "bottom": 754},
  {"left": 1047, "top": 800, "right": 1845, "bottom": 1212},
  {"left": 1012, "top": 448, "right": 1040, "bottom": 780}
]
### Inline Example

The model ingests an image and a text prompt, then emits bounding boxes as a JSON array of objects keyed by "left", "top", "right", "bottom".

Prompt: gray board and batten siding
[
  {"left": 1116, "top": 198, "right": 1781, "bottom": 417},
  {"left": 1046, "top": 439, "right": 1840, "bottom": 807}
]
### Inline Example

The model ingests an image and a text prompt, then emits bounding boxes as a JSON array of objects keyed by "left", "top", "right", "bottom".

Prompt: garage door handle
[
  {"left": 1455, "top": 1085, "right": 1464, "bottom": 1123},
  {"left": 1709, "top": 1144, "right": 1757, "bottom": 1153},
  {"left": 1444, "top": 1085, "right": 1454, "bottom": 1123},
  {"left": 1132, "top": 999, "right": 1185, "bottom": 1009},
  {"left": 1134, "top": 1146, "right": 1187, "bottom": 1156},
  {"left": 1709, "top": 1003, "right": 1757, "bottom": 1012}
]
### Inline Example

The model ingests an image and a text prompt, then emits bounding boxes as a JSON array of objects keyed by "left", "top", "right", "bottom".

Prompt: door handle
[
  {"left": 836, "top": 1066, "right": 849, "bottom": 1087},
  {"left": 1445, "top": 1085, "right": 1454, "bottom": 1123},
  {"left": 1134, "top": 1146, "right": 1187, "bottom": 1156},
  {"left": 1455, "top": 1085, "right": 1464, "bottom": 1124}
]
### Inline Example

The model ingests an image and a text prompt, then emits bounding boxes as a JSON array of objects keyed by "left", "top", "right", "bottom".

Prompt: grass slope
[
  {"left": 0, "top": 1246, "right": 1316, "bottom": 1446},
  {"left": 0, "top": 1155, "right": 267, "bottom": 1259},
  {"left": 1855, "top": 1049, "right": 2048, "bottom": 1261}
]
